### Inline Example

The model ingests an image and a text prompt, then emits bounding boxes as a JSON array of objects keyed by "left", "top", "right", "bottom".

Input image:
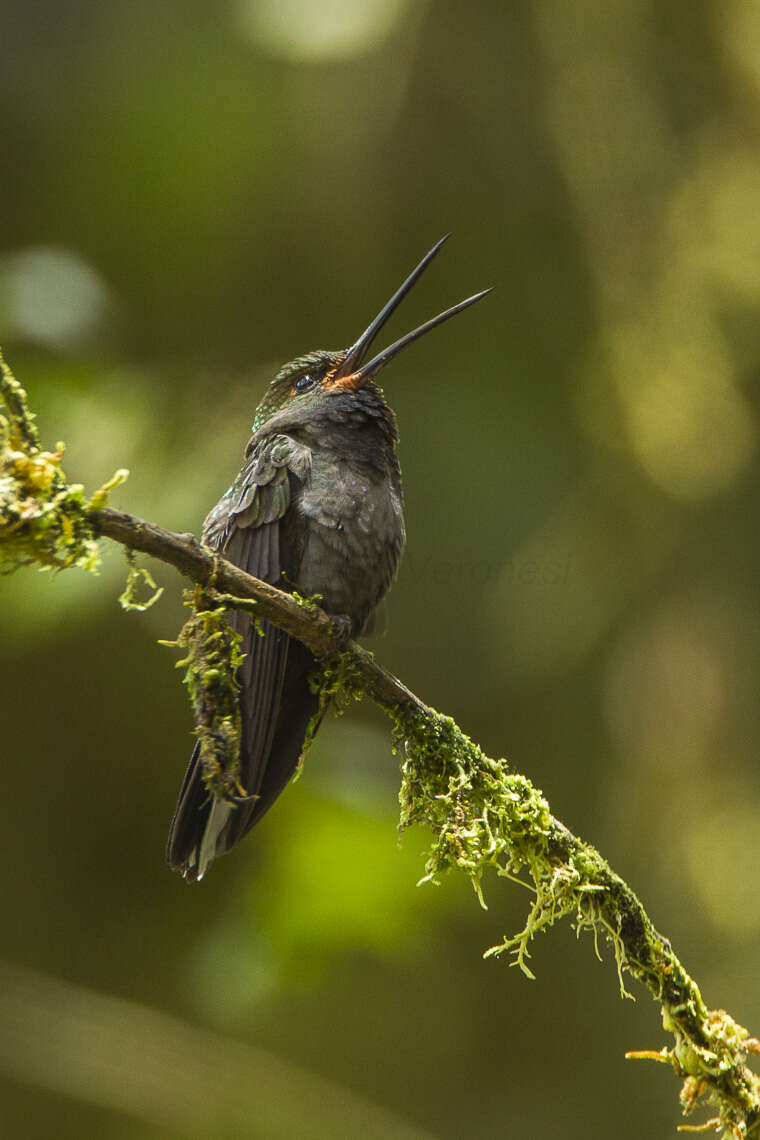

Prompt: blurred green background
[{"left": 2, "top": 1, "right": 760, "bottom": 1137}]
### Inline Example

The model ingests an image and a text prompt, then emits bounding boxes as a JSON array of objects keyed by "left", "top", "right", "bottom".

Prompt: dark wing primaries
[
  {"left": 223, "top": 522, "right": 291, "bottom": 801},
  {"left": 167, "top": 436, "right": 311, "bottom": 880}
]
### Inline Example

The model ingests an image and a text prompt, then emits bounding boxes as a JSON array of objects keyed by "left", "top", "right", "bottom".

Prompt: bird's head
[{"left": 250, "top": 236, "right": 490, "bottom": 436}]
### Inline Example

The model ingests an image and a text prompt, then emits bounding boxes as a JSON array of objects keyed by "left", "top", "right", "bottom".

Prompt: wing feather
[{"left": 167, "top": 435, "right": 315, "bottom": 880}]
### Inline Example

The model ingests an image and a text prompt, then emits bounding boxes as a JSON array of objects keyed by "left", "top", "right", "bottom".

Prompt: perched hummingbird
[{"left": 166, "top": 236, "right": 489, "bottom": 881}]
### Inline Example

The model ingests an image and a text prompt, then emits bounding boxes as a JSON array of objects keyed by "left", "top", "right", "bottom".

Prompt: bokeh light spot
[
  {"left": 236, "top": 0, "right": 409, "bottom": 62},
  {"left": 0, "top": 247, "right": 113, "bottom": 348},
  {"left": 624, "top": 353, "right": 756, "bottom": 501}
]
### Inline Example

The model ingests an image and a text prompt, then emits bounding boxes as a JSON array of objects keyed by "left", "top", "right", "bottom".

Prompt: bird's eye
[{"left": 293, "top": 373, "right": 316, "bottom": 393}]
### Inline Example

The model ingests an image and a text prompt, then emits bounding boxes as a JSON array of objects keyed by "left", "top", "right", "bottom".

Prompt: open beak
[{"left": 330, "top": 235, "right": 491, "bottom": 390}]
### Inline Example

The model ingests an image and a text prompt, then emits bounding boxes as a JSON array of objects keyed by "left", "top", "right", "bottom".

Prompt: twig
[{"left": 93, "top": 505, "right": 425, "bottom": 711}]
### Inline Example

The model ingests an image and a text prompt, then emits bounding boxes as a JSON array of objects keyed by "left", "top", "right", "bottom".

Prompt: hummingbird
[{"left": 166, "top": 236, "right": 490, "bottom": 881}]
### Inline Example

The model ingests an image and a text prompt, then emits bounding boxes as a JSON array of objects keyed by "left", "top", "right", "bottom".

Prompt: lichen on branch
[
  {"left": 0, "top": 351, "right": 127, "bottom": 575},
  {"left": 160, "top": 588, "right": 248, "bottom": 803}
]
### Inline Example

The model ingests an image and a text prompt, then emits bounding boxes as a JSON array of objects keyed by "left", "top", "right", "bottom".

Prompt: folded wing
[{"left": 166, "top": 434, "right": 318, "bottom": 880}]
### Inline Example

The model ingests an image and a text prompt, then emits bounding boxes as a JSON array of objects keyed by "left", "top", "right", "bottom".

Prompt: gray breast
[{"left": 295, "top": 450, "right": 405, "bottom": 632}]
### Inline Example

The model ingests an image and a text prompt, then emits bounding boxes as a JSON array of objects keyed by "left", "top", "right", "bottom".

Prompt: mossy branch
[{"left": 2, "top": 356, "right": 759, "bottom": 1138}]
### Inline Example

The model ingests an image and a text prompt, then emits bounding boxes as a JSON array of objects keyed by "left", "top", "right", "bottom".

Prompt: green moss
[
  {"left": 208, "top": 591, "right": 264, "bottom": 637},
  {"left": 119, "top": 551, "right": 164, "bottom": 611},
  {"left": 388, "top": 698, "right": 760, "bottom": 1134},
  {"left": 291, "top": 650, "right": 360, "bottom": 782},
  {"left": 390, "top": 705, "right": 552, "bottom": 935},
  {"left": 290, "top": 588, "right": 324, "bottom": 615},
  {"left": 0, "top": 348, "right": 40, "bottom": 451},
  {"left": 0, "top": 352, "right": 128, "bottom": 576},
  {"left": 160, "top": 588, "right": 247, "bottom": 803}
]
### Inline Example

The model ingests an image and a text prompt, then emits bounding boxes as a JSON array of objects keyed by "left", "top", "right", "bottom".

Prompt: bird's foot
[{"left": 325, "top": 612, "right": 354, "bottom": 648}]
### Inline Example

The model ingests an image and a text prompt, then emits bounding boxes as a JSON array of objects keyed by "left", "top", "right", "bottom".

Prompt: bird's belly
[{"left": 295, "top": 469, "right": 405, "bottom": 630}]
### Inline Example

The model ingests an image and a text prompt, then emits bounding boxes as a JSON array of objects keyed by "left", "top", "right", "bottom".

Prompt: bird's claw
[{"left": 326, "top": 612, "right": 354, "bottom": 648}]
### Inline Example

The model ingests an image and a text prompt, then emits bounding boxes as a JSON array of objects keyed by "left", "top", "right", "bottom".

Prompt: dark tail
[{"left": 166, "top": 636, "right": 321, "bottom": 881}]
